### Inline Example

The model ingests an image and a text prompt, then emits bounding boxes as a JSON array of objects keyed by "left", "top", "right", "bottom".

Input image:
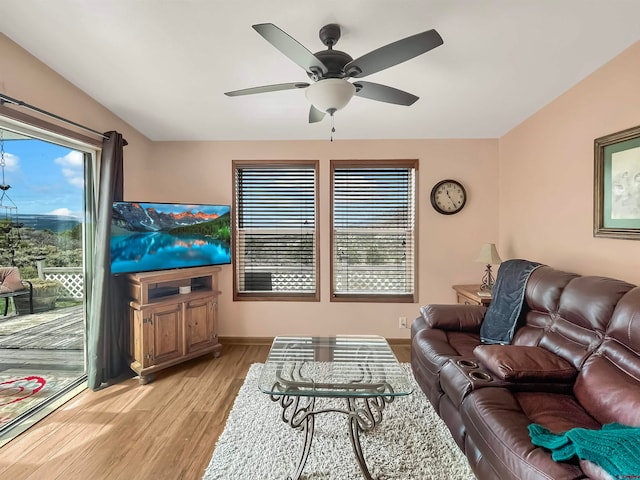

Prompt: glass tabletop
[{"left": 258, "top": 335, "right": 413, "bottom": 398}]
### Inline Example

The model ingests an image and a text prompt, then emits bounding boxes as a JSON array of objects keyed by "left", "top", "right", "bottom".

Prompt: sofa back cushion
[
  {"left": 513, "top": 266, "right": 578, "bottom": 346},
  {"left": 538, "top": 276, "right": 635, "bottom": 369},
  {"left": 524, "top": 266, "right": 579, "bottom": 318},
  {"left": 574, "top": 287, "right": 640, "bottom": 427},
  {"left": 515, "top": 267, "right": 635, "bottom": 369}
]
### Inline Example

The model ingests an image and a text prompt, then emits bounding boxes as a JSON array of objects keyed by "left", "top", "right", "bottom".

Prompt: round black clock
[{"left": 430, "top": 179, "right": 467, "bottom": 215}]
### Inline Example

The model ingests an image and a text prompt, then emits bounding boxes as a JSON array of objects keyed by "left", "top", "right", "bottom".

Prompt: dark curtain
[{"left": 87, "top": 131, "right": 127, "bottom": 390}]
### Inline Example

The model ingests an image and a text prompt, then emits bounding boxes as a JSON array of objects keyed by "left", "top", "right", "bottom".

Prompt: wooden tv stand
[{"left": 121, "top": 266, "right": 223, "bottom": 384}]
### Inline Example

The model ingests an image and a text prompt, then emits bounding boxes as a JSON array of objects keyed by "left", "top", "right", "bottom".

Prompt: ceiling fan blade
[
  {"left": 309, "top": 105, "right": 326, "bottom": 123},
  {"left": 253, "top": 23, "right": 328, "bottom": 75},
  {"left": 224, "top": 82, "right": 309, "bottom": 97},
  {"left": 353, "top": 81, "right": 419, "bottom": 106},
  {"left": 345, "top": 29, "right": 443, "bottom": 78}
]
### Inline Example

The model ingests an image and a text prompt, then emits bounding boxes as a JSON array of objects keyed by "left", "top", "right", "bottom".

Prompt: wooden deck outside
[{"left": 0, "top": 305, "right": 84, "bottom": 371}]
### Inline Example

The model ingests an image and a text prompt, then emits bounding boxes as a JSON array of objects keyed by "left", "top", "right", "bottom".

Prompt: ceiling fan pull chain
[{"left": 330, "top": 114, "right": 335, "bottom": 142}]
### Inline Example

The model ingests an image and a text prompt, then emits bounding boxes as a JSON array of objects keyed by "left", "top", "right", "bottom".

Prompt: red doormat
[{"left": 0, "top": 372, "right": 80, "bottom": 427}]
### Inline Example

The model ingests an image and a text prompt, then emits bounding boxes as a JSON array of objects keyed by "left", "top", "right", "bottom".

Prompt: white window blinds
[
  {"left": 331, "top": 160, "right": 417, "bottom": 302},
  {"left": 233, "top": 161, "right": 318, "bottom": 300}
]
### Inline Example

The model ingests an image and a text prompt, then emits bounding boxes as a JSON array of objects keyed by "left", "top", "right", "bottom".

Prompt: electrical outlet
[{"left": 399, "top": 316, "right": 407, "bottom": 329}]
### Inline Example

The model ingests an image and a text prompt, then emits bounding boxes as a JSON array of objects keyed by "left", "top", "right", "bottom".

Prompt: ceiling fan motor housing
[
  {"left": 309, "top": 24, "right": 355, "bottom": 80},
  {"left": 311, "top": 50, "right": 353, "bottom": 79}
]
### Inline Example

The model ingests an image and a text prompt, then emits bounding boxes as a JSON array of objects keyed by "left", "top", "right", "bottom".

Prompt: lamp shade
[
  {"left": 305, "top": 78, "right": 356, "bottom": 114},
  {"left": 475, "top": 243, "right": 502, "bottom": 265}
]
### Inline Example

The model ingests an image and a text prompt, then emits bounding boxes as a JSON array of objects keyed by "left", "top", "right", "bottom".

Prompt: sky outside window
[{"left": 1, "top": 137, "right": 83, "bottom": 218}]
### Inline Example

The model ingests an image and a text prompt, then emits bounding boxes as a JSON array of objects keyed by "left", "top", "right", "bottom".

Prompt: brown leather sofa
[{"left": 411, "top": 266, "right": 640, "bottom": 479}]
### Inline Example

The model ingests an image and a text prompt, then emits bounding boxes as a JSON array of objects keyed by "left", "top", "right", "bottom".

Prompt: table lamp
[{"left": 475, "top": 243, "right": 502, "bottom": 292}]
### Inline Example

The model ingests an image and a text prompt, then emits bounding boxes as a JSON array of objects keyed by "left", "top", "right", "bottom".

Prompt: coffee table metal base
[{"left": 270, "top": 392, "right": 394, "bottom": 480}]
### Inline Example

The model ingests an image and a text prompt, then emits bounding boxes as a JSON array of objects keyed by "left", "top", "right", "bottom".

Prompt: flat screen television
[{"left": 110, "top": 202, "right": 231, "bottom": 275}]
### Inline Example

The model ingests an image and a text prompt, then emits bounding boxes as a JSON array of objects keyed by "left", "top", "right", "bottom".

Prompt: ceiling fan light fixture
[{"left": 305, "top": 78, "right": 355, "bottom": 114}]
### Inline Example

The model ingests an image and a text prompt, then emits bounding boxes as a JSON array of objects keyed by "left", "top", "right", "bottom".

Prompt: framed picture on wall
[{"left": 594, "top": 124, "right": 640, "bottom": 239}]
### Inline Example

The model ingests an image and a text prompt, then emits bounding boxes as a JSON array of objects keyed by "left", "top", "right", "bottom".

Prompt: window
[
  {"left": 233, "top": 160, "right": 319, "bottom": 301},
  {"left": 331, "top": 159, "right": 417, "bottom": 302}
]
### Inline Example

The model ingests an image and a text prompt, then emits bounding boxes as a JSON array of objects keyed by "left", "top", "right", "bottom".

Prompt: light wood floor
[{"left": 0, "top": 342, "right": 411, "bottom": 480}]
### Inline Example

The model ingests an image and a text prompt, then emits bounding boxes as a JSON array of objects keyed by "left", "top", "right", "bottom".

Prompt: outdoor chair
[{"left": 0, "top": 266, "right": 33, "bottom": 316}]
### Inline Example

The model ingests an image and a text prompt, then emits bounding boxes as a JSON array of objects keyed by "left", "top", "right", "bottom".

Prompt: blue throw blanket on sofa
[{"left": 480, "top": 259, "right": 542, "bottom": 344}]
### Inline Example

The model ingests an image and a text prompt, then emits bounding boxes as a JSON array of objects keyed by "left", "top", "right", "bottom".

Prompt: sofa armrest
[
  {"left": 419, "top": 304, "right": 486, "bottom": 333},
  {"left": 440, "top": 359, "right": 505, "bottom": 407},
  {"left": 473, "top": 345, "right": 578, "bottom": 383}
]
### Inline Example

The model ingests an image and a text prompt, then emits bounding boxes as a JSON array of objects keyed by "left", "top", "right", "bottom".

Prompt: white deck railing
[{"left": 36, "top": 260, "right": 84, "bottom": 300}]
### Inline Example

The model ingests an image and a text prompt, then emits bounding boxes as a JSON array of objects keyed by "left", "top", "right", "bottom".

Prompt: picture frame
[{"left": 594, "top": 124, "right": 640, "bottom": 239}]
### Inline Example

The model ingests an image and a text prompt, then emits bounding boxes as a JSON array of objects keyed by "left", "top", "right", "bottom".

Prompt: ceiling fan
[{"left": 224, "top": 23, "right": 444, "bottom": 124}]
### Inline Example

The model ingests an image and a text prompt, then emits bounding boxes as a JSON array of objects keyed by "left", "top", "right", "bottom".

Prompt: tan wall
[
  {"left": 0, "top": 34, "right": 151, "bottom": 177},
  {"left": 499, "top": 40, "right": 640, "bottom": 285},
  {"left": 142, "top": 140, "right": 499, "bottom": 338}
]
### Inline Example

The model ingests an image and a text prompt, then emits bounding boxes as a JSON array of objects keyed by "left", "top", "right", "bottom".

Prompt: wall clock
[{"left": 430, "top": 179, "right": 467, "bottom": 215}]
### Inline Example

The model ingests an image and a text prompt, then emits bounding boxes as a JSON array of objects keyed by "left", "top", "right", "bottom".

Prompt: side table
[{"left": 452, "top": 284, "right": 492, "bottom": 307}]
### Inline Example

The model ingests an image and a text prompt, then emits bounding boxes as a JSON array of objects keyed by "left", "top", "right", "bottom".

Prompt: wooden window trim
[
  {"left": 232, "top": 159, "right": 320, "bottom": 302},
  {"left": 330, "top": 159, "right": 418, "bottom": 303}
]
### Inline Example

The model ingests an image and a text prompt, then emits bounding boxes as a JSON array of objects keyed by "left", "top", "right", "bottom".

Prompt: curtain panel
[{"left": 87, "top": 131, "right": 127, "bottom": 390}]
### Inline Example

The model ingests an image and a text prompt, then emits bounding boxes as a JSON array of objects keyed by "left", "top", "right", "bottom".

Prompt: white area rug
[{"left": 204, "top": 363, "right": 476, "bottom": 480}]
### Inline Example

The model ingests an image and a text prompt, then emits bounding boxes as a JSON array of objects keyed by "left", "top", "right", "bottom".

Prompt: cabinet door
[
  {"left": 185, "top": 297, "right": 215, "bottom": 353},
  {"left": 146, "top": 303, "right": 183, "bottom": 366}
]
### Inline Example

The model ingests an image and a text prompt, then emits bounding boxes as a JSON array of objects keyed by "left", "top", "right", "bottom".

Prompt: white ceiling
[{"left": 2, "top": 0, "right": 640, "bottom": 141}]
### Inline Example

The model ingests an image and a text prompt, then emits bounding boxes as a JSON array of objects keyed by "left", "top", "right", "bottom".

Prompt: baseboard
[
  {"left": 219, "top": 336, "right": 273, "bottom": 346},
  {"left": 386, "top": 338, "right": 411, "bottom": 346},
  {"left": 219, "top": 336, "right": 411, "bottom": 346}
]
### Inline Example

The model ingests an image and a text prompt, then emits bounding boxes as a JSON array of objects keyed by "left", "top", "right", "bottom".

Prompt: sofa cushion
[
  {"left": 419, "top": 304, "right": 486, "bottom": 332},
  {"left": 0, "top": 267, "right": 25, "bottom": 293},
  {"left": 606, "top": 286, "right": 640, "bottom": 354},
  {"left": 461, "top": 388, "right": 584, "bottom": 479},
  {"left": 517, "top": 271, "right": 636, "bottom": 372},
  {"left": 517, "top": 391, "right": 601, "bottom": 433},
  {"left": 573, "top": 287, "right": 640, "bottom": 427},
  {"left": 574, "top": 345, "right": 640, "bottom": 427},
  {"left": 474, "top": 345, "right": 578, "bottom": 383},
  {"left": 523, "top": 266, "right": 579, "bottom": 316},
  {"left": 554, "top": 276, "right": 636, "bottom": 333}
]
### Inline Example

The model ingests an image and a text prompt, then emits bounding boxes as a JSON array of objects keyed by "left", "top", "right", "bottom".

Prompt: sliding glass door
[{"left": 0, "top": 121, "right": 95, "bottom": 438}]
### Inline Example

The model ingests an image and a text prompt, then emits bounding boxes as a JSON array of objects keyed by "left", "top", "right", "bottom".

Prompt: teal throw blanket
[{"left": 528, "top": 422, "right": 640, "bottom": 477}]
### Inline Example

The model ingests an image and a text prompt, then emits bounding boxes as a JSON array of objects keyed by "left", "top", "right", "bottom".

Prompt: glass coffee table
[{"left": 258, "top": 335, "right": 413, "bottom": 480}]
